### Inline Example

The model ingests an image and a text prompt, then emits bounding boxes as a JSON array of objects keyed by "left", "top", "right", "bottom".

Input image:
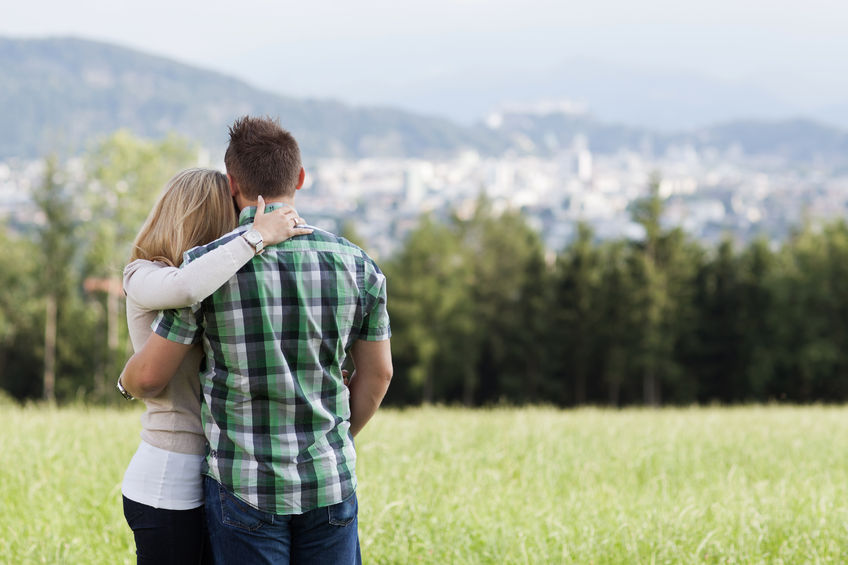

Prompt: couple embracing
[{"left": 118, "top": 116, "right": 393, "bottom": 564}]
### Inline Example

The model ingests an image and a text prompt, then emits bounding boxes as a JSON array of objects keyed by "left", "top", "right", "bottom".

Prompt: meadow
[{"left": 2, "top": 402, "right": 848, "bottom": 564}]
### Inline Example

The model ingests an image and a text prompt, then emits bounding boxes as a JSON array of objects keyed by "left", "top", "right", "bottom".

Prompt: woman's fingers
[
  {"left": 253, "top": 202, "right": 312, "bottom": 244},
  {"left": 276, "top": 208, "right": 307, "bottom": 227}
]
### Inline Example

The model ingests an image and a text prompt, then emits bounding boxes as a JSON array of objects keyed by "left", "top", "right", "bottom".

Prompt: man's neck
[{"left": 237, "top": 196, "right": 296, "bottom": 211}]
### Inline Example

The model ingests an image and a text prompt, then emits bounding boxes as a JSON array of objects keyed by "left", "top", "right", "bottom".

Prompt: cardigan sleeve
[{"left": 123, "top": 235, "right": 255, "bottom": 310}]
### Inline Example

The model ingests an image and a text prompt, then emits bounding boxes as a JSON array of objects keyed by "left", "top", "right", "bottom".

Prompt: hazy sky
[{"left": 4, "top": 0, "right": 848, "bottom": 123}]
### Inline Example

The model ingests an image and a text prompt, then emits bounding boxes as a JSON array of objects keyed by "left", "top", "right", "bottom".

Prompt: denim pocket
[
  {"left": 219, "top": 486, "right": 269, "bottom": 532},
  {"left": 327, "top": 492, "right": 358, "bottom": 527}
]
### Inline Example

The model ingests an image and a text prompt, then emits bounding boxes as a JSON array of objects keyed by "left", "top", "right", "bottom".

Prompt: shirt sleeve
[
  {"left": 358, "top": 261, "right": 391, "bottom": 342},
  {"left": 123, "top": 235, "right": 254, "bottom": 310},
  {"left": 152, "top": 304, "right": 203, "bottom": 345}
]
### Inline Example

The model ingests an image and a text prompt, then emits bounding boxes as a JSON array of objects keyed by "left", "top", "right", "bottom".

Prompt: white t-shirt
[{"left": 122, "top": 440, "right": 206, "bottom": 509}]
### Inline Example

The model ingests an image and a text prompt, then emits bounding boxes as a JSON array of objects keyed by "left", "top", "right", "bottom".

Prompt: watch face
[
  {"left": 245, "top": 230, "right": 262, "bottom": 245},
  {"left": 244, "top": 229, "right": 264, "bottom": 253}
]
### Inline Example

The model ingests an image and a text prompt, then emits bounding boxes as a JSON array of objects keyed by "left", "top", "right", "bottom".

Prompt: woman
[{"left": 119, "top": 168, "right": 312, "bottom": 564}]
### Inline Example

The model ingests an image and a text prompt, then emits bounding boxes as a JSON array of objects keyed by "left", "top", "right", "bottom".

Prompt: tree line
[
  {"left": 383, "top": 186, "right": 848, "bottom": 407},
  {"left": 0, "top": 132, "right": 197, "bottom": 402},
  {"left": 2, "top": 134, "right": 847, "bottom": 407}
]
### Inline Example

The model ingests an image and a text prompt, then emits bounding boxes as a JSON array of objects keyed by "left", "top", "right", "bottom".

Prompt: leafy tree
[
  {"left": 32, "top": 155, "right": 79, "bottom": 401},
  {"left": 81, "top": 131, "right": 196, "bottom": 395},
  {"left": 83, "top": 130, "right": 197, "bottom": 277},
  {"left": 628, "top": 175, "right": 700, "bottom": 404},
  {"left": 456, "top": 196, "right": 549, "bottom": 405},
  {"left": 383, "top": 215, "right": 475, "bottom": 404},
  {"left": 769, "top": 221, "right": 848, "bottom": 401},
  {"left": 385, "top": 195, "right": 548, "bottom": 406},
  {"left": 0, "top": 225, "right": 41, "bottom": 400}
]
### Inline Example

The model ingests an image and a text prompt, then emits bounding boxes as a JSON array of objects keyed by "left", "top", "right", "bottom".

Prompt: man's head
[{"left": 224, "top": 116, "right": 304, "bottom": 203}]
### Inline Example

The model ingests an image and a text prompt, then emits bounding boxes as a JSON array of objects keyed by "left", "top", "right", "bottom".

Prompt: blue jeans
[
  {"left": 122, "top": 495, "right": 212, "bottom": 564},
  {"left": 204, "top": 476, "right": 362, "bottom": 565}
]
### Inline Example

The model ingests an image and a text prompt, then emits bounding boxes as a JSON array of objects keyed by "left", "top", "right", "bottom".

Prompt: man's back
[{"left": 154, "top": 205, "right": 390, "bottom": 514}]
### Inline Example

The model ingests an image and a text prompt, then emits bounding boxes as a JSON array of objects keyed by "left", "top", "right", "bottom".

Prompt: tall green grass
[{"left": 2, "top": 404, "right": 847, "bottom": 564}]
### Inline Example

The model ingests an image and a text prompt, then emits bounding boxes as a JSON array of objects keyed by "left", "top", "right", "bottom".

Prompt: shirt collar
[{"left": 238, "top": 202, "right": 296, "bottom": 226}]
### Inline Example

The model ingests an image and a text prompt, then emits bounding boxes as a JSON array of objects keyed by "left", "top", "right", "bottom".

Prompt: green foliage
[
  {"left": 385, "top": 195, "right": 550, "bottom": 406},
  {"left": 83, "top": 130, "right": 197, "bottom": 277},
  {"left": 627, "top": 176, "right": 702, "bottom": 404},
  {"left": 456, "top": 197, "right": 550, "bottom": 405},
  {"left": 552, "top": 222, "right": 602, "bottom": 404},
  {"left": 380, "top": 180, "right": 848, "bottom": 406},
  {"left": 80, "top": 131, "right": 196, "bottom": 397},
  {"left": 0, "top": 225, "right": 42, "bottom": 398},
  {"left": 0, "top": 131, "right": 197, "bottom": 403},
  {"left": 769, "top": 222, "right": 848, "bottom": 400},
  {"left": 7, "top": 153, "right": 848, "bottom": 406},
  {"left": 34, "top": 155, "right": 78, "bottom": 295},
  {"left": 339, "top": 220, "right": 369, "bottom": 251},
  {"left": 734, "top": 238, "right": 777, "bottom": 397},
  {"left": 384, "top": 215, "right": 476, "bottom": 404}
]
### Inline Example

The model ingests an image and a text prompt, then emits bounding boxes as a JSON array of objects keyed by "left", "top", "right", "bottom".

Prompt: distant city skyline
[{"left": 4, "top": 0, "right": 848, "bottom": 128}]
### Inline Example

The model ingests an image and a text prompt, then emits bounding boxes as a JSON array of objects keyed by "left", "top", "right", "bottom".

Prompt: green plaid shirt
[{"left": 153, "top": 204, "right": 391, "bottom": 515}]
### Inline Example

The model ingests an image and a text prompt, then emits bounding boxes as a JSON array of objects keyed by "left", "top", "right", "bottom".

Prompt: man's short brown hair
[{"left": 224, "top": 116, "right": 302, "bottom": 199}]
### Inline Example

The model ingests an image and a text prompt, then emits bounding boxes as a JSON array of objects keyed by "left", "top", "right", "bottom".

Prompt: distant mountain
[
  {"left": 688, "top": 119, "right": 848, "bottom": 162},
  {"left": 1, "top": 36, "right": 847, "bottom": 166},
  {"left": 0, "top": 37, "right": 506, "bottom": 160},
  {"left": 487, "top": 107, "right": 848, "bottom": 164},
  {"left": 372, "top": 57, "right": 802, "bottom": 131}
]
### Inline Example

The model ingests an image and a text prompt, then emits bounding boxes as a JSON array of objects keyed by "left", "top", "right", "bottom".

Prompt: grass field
[{"left": 2, "top": 402, "right": 848, "bottom": 564}]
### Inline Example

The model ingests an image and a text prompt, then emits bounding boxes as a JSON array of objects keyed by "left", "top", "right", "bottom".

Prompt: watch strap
[{"left": 116, "top": 377, "right": 134, "bottom": 400}]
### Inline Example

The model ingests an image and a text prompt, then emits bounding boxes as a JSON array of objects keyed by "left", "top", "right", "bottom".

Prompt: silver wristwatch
[
  {"left": 116, "top": 377, "right": 134, "bottom": 400},
  {"left": 242, "top": 228, "right": 264, "bottom": 254}
]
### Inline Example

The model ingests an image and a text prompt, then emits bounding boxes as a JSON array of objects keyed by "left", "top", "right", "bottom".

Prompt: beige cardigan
[{"left": 123, "top": 235, "right": 255, "bottom": 455}]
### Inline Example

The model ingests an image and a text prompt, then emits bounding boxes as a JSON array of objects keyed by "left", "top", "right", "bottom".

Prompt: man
[{"left": 122, "top": 116, "right": 393, "bottom": 563}]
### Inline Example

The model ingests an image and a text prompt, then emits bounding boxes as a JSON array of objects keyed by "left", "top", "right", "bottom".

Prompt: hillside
[
  {"left": 488, "top": 110, "right": 848, "bottom": 164},
  {"left": 0, "top": 37, "right": 506, "bottom": 160},
  {"left": 1, "top": 36, "right": 847, "bottom": 165}
]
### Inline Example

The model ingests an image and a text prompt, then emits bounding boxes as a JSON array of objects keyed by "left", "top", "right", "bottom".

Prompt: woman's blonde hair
[{"left": 130, "top": 168, "right": 236, "bottom": 266}]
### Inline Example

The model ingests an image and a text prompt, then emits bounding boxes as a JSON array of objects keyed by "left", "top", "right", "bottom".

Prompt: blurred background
[{"left": 2, "top": 0, "right": 848, "bottom": 406}]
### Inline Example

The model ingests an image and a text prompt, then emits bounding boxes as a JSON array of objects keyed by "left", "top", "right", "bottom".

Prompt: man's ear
[
  {"left": 227, "top": 173, "right": 240, "bottom": 197},
  {"left": 295, "top": 168, "right": 305, "bottom": 191}
]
